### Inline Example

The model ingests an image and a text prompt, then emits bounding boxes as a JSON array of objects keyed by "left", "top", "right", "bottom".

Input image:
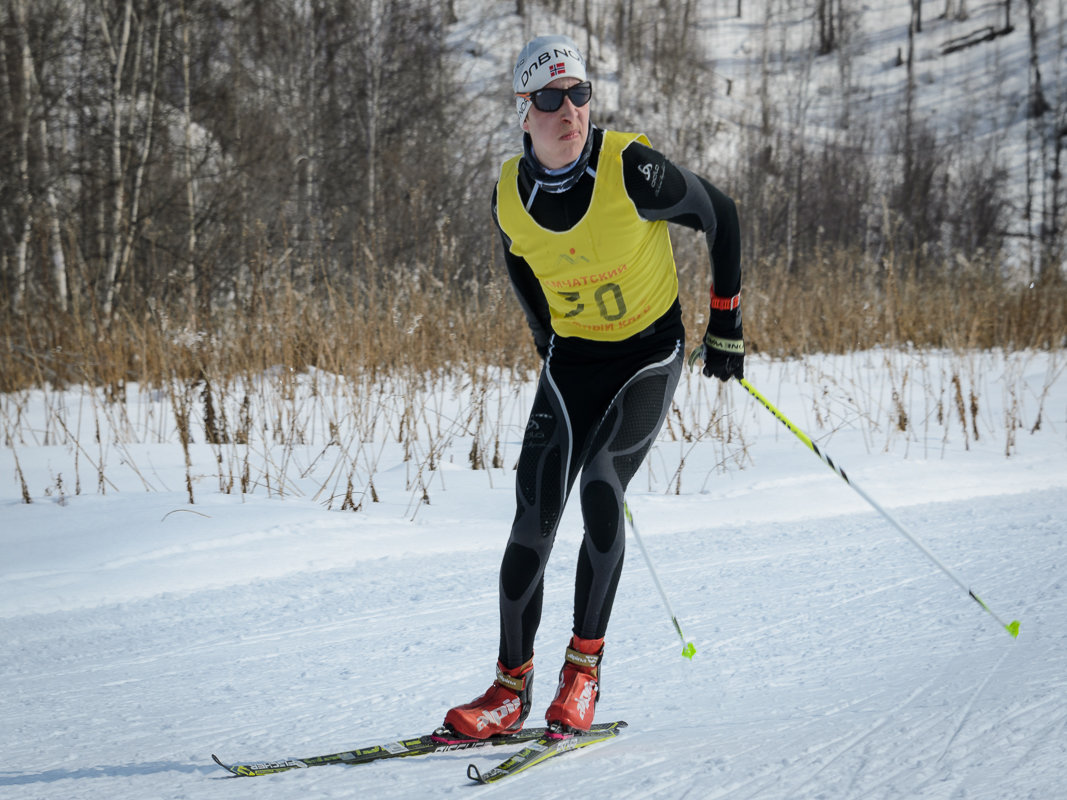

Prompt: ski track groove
[
  {"left": 1009, "top": 706, "right": 1067, "bottom": 776},
  {"left": 936, "top": 644, "right": 1014, "bottom": 763},
  {"left": 771, "top": 675, "right": 947, "bottom": 799},
  {"left": 939, "top": 694, "right": 1066, "bottom": 765},
  {"left": 763, "top": 678, "right": 947, "bottom": 800}
]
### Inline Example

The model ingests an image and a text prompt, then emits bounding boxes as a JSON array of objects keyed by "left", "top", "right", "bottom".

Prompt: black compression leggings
[{"left": 498, "top": 339, "right": 683, "bottom": 668}]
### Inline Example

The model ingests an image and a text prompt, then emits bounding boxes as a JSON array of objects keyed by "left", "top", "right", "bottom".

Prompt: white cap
[{"left": 512, "top": 34, "right": 587, "bottom": 125}]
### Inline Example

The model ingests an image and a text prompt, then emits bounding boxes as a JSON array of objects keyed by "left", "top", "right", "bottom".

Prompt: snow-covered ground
[{"left": 2, "top": 350, "right": 1065, "bottom": 798}]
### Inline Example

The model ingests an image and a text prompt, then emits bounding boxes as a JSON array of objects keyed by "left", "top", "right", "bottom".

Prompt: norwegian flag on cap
[{"left": 512, "top": 35, "right": 587, "bottom": 124}]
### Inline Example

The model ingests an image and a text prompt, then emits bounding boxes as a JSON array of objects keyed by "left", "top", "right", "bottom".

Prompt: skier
[{"left": 443, "top": 34, "right": 744, "bottom": 738}]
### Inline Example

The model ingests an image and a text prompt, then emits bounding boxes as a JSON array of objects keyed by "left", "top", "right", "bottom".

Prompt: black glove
[{"left": 696, "top": 305, "right": 744, "bottom": 381}]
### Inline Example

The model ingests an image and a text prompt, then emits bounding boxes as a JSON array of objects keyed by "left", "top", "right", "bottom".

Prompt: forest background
[{"left": 2, "top": 0, "right": 1065, "bottom": 398}]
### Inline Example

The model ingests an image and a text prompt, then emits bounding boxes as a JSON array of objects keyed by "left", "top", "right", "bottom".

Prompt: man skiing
[{"left": 443, "top": 33, "right": 744, "bottom": 739}]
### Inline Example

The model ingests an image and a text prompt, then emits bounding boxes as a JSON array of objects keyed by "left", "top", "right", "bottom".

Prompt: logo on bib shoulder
[{"left": 638, "top": 161, "right": 664, "bottom": 195}]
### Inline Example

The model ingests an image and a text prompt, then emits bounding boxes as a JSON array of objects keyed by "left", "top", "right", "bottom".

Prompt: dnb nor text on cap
[{"left": 512, "top": 34, "right": 587, "bottom": 124}]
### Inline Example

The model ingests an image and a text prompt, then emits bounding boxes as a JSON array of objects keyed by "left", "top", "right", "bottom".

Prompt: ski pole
[
  {"left": 736, "top": 376, "right": 1020, "bottom": 639},
  {"left": 624, "top": 500, "right": 697, "bottom": 659}
]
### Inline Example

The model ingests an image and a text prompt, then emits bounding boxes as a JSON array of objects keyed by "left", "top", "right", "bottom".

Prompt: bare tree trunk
[
  {"left": 759, "top": 0, "right": 772, "bottom": 135},
  {"left": 12, "top": 0, "right": 71, "bottom": 312},
  {"left": 1026, "top": 0, "right": 1049, "bottom": 118},
  {"left": 180, "top": 0, "right": 199, "bottom": 323},
  {"left": 12, "top": 0, "right": 71, "bottom": 311},
  {"left": 363, "top": 0, "right": 385, "bottom": 257},
  {"left": 0, "top": 24, "right": 11, "bottom": 286},
  {"left": 230, "top": 20, "right": 250, "bottom": 308},
  {"left": 102, "top": 0, "right": 134, "bottom": 321},
  {"left": 117, "top": 7, "right": 163, "bottom": 311},
  {"left": 905, "top": 0, "right": 918, "bottom": 189},
  {"left": 1049, "top": 123, "right": 1064, "bottom": 277},
  {"left": 817, "top": 0, "right": 836, "bottom": 53},
  {"left": 1024, "top": 0, "right": 1057, "bottom": 278},
  {"left": 38, "top": 103, "right": 69, "bottom": 312},
  {"left": 299, "top": 9, "right": 318, "bottom": 270},
  {"left": 584, "top": 0, "right": 594, "bottom": 68},
  {"left": 11, "top": 0, "right": 34, "bottom": 310}
]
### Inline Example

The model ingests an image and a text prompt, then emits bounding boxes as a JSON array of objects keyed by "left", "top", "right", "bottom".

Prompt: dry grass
[
  {"left": 2, "top": 248, "right": 1064, "bottom": 507},
  {"left": 5, "top": 251, "right": 1063, "bottom": 395},
  {"left": 679, "top": 248, "right": 1065, "bottom": 358}
]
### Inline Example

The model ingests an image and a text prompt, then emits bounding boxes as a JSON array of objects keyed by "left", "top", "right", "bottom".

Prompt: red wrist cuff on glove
[{"left": 710, "top": 289, "right": 740, "bottom": 311}]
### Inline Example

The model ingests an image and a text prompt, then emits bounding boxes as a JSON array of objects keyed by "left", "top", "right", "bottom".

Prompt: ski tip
[
  {"left": 211, "top": 754, "right": 240, "bottom": 777},
  {"left": 681, "top": 640, "right": 696, "bottom": 660},
  {"left": 1007, "top": 620, "right": 1021, "bottom": 638},
  {"left": 467, "top": 762, "right": 486, "bottom": 783}
]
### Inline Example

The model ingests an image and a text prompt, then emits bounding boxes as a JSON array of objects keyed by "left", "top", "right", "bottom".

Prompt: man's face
[{"left": 521, "top": 77, "right": 590, "bottom": 170}]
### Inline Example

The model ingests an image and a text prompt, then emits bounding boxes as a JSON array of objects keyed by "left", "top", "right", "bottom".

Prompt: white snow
[{"left": 3, "top": 350, "right": 1065, "bottom": 798}]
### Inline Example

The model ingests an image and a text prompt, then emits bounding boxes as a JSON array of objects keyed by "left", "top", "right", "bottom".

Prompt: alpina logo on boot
[
  {"left": 574, "top": 680, "right": 597, "bottom": 720},
  {"left": 476, "top": 697, "right": 521, "bottom": 731}
]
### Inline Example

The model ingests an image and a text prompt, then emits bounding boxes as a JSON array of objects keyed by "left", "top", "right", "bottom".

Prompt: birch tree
[
  {"left": 9, "top": 0, "right": 33, "bottom": 310},
  {"left": 179, "top": 0, "right": 198, "bottom": 320},
  {"left": 2, "top": 0, "right": 72, "bottom": 312},
  {"left": 100, "top": 0, "right": 134, "bottom": 320},
  {"left": 115, "top": 5, "right": 162, "bottom": 317}
]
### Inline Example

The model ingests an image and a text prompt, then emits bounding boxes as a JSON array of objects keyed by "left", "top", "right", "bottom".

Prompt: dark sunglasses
[{"left": 517, "top": 81, "right": 593, "bottom": 113}]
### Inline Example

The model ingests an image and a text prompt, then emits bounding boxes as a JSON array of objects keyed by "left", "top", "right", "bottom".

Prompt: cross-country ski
[
  {"left": 210, "top": 721, "right": 624, "bottom": 777},
  {"left": 467, "top": 720, "right": 628, "bottom": 784}
]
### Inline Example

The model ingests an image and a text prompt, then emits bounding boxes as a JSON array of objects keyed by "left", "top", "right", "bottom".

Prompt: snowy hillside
[{"left": 449, "top": 0, "right": 1065, "bottom": 268}]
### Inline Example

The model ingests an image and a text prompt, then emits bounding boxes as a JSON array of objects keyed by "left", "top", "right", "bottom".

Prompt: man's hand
[{"left": 692, "top": 300, "right": 744, "bottom": 381}]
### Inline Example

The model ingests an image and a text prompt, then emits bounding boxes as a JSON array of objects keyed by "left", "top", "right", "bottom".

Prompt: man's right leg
[{"left": 443, "top": 371, "right": 574, "bottom": 738}]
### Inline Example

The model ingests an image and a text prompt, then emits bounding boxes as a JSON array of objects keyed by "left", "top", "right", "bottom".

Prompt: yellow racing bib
[{"left": 497, "top": 131, "right": 678, "bottom": 341}]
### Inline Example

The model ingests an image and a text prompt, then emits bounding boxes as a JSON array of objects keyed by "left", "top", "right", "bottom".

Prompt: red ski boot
[
  {"left": 545, "top": 636, "right": 603, "bottom": 732},
  {"left": 443, "top": 659, "right": 533, "bottom": 739}
]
